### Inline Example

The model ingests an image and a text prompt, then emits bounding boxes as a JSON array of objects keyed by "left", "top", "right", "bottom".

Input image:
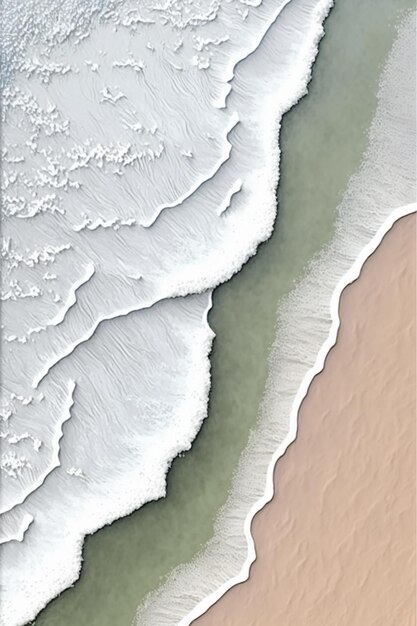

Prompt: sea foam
[{"left": 0, "top": 0, "right": 334, "bottom": 624}]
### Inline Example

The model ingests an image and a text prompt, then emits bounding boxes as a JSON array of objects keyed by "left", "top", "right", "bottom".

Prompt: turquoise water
[{"left": 34, "top": 1, "right": 413, "bottom": 624}]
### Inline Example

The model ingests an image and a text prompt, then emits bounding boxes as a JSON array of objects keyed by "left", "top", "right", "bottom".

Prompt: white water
[
  {"left": 134, "top": 13, "right": 416, "bottom": 625},
  {"left": 0, "top": 0, "right": 334, "bottom": 624}
]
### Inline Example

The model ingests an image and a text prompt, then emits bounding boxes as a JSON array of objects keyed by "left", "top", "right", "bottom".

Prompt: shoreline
[
  {"left": 188, "top": 204, "right": 416, "bottom": 625},
  {"left": 136, "top": 12, "right": 415, "bottom": 624},
  {"left": 194, "top": 210, "right": 416, "bottom": 625},
  {"left": 28, "top": 2, "right": 412, "bottom": 624}
]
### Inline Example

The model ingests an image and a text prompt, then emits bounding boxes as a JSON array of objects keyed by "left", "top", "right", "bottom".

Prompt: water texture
[
  {"left": 1, "top": 0, "right": 334, "bottom": 623},
  {"left": 30, "top": 1, "right": 414, "bottom": 626}
]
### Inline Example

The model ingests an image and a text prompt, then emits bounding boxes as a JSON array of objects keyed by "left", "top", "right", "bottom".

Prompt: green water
[{"left": 34, "top": 1, "right": 413, "bottom": 625}]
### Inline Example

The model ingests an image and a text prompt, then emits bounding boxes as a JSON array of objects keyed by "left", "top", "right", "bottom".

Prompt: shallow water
[{"left": 34, "top": 1, "right": 413, "bottom": 625}]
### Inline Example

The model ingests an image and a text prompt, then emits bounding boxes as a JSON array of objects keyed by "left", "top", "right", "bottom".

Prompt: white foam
[
  {"left": 142, "top": 113, "right": 240, "bottom": 228},
  {"left": 0, "top": 513, "right": 34, "bottom": 546},
  {"left": 0, "top": 0, "right": 340, "bottom": 623},
  {"left": 48, "top": 266, "right": 95, "bottom": 325},
  {"left": 134, "top": 13, "right": 416, "bottom": 625},
  {"left": 0, "top": 380, "right": 76, "bottom": 515}
]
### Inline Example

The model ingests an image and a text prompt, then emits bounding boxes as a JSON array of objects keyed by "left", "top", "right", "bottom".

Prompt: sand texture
[{"left": 194, "top": 212, "right": 416, "bottom": 626}]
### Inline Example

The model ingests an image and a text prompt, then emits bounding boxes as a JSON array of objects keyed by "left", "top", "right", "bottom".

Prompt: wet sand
[{"left": 194, "top": 212, "right": 416, "bottom": 626}]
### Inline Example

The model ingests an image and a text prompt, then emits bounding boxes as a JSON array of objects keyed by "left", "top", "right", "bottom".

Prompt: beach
[
  {"left": 31, "top": 3, "right": 415, "bottom": 624},
  {"left": 193, "top": 212, "right": 416, "bottom": 626},
  {"left": 1, "top": 0, "right": 413, "bottom": 623}
]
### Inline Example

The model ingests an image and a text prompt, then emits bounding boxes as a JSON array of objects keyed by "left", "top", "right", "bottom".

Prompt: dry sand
[{"left": 193, "top": 212, "right": 416, "bottom": 626}]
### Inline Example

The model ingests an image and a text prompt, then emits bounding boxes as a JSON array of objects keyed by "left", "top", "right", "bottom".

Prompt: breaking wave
[{"left": 1, "top": 0, "right": 334, "bottom": 624}]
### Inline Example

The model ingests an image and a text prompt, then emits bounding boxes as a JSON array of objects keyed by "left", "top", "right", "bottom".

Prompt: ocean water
[
  {"left": 24, "top": 1, "right": 415, "bottom": 626},
  {"left": 1, "top": 0, "right": 334, "bottom": 623}
]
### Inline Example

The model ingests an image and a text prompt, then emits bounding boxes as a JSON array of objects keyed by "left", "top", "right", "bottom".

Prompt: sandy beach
[{"left": 193, "top": 212, "right": 416, "bottom": 626}]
